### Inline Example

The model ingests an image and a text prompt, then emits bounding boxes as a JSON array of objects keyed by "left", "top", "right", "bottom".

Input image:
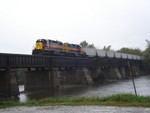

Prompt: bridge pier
[
  {"left": 100, "top": 67, "right": 123, "bottom": 81},
  {"left": 24, "top": 65, "right": 142, "bottom": 92},
  {"left": 0, "top": 69, "right": 19, "bottom": 99},
  {"left": 124, "top": 65, "right": 140, "bottom": 78},
  {"left": 90, "top": 67, "right": 103, "bottom": 83},
  {"left": 57, "top": 68, "right": 92, "bottom": 87},
  {"left": 25, "top": 69, "right": 54, "bottom": 92},
  {"left": 119, "top": 67, "right": 126, "bottom": 78},
  {"left": 83, "top": 68, "right": 94, "bottom": 85},
  {"left": 51, "top": 68, "right": 61, "bottom": 89},
  {"left": 132, "top": 66, "right": 140, "bottom": 76},
  {"left": 114, "top": 67, "right": 122, "bottom": 79},
  {"left": 25, "top": 67, "right": 95, "bottom": 91}
]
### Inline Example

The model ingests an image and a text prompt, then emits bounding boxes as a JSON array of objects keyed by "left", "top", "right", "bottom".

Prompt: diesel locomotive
[{"left": 32, "top": 39, "right": 84, "bottom": 56}]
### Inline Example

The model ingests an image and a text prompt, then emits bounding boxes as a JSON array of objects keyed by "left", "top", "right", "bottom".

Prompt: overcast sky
[{"left": 0, "top": 0, "right": 150, "bottom": 54}]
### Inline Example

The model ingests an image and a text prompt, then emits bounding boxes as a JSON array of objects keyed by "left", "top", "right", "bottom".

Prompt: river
[
  {"left": 1, "top": 75, "right": 150, "bottom": 113},
  {"left": 19, "top": 75, "right": 150, "bottom": 102}
]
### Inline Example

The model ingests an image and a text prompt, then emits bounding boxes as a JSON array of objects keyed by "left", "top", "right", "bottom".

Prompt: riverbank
[{"left": 1, "top": 94, "right": 150, "bottom": 109}]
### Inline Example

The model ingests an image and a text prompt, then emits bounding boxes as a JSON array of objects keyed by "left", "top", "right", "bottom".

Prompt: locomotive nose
[{"left": 36, "top": 42, "right": 43, "bottom": 50}]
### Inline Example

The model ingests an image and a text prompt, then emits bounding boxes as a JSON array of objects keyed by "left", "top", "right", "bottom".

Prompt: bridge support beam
[{"left": 0, "top": 70, "right": 19, "bottom": 99}]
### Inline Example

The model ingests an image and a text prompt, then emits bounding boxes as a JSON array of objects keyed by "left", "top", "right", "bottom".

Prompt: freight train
[{"left": 32, "top": 39, "right": 143, "bottom": 60}]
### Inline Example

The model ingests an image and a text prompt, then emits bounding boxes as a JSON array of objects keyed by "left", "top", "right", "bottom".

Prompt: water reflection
[
  {"left": 19, "top": 75, "right": 150, "bottom": 102},
  {"left": 19, "top": 87, "right": 56, "bottom": 102}
]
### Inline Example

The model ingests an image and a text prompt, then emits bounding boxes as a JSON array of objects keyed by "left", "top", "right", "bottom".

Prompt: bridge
[{"left": 0, "top": 53, "right": 143, "bottom": 98}]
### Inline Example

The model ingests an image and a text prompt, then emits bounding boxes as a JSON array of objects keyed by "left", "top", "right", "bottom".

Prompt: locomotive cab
[
  {"left": 35, "top": 39, "right": 47, "bottom": 50},
  {"left": 32, "top": 39, "right": 47, "bottom": 55}
]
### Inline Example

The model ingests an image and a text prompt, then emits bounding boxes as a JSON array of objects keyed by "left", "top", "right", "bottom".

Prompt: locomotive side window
[
  {"left": 58, "top": 42, "right": 63, "bottom": 45},
  {"left": 41, "top": 39, "right": 47, "bottom": 44},
  {"left": 51, "top": 41, "right": 56, "bottom": 45},
  {"left": 77, "top": 45, "right": 80, "bottom": 48},
  {"left": 73, "top": 44, "right": 76, "bottom": 48},
  {"left": 49, "top": 40, "right": 51, "bottom": 43}
]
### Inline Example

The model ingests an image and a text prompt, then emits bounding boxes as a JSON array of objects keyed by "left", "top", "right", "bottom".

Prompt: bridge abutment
[{"left": 0, "top": 70, "right": 19, "bottom": 99}]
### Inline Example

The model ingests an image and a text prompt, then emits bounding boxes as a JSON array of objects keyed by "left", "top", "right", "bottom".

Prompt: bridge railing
[
  {"left": 0, "top": 53, "right": 142, "bottom": 69},
  {"left": 0, "top": 53, "right": 50, "bottom": 68},
  {"left": 0, "top": 54, "right": 7, "bottom": 68}
]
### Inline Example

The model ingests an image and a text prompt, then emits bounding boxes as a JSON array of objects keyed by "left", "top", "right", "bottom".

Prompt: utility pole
[{"left": 128, "top": 61, "right": 137, "bottom": 96}]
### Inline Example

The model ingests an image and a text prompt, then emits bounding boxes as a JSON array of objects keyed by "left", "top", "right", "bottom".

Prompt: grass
[{"left": 0, "top": 94, "right": 150, "bottom": 109}]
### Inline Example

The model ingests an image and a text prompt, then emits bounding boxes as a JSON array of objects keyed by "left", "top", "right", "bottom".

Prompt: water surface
[{"left": 19, "top": 75, "right": 150, "bottom": 102}]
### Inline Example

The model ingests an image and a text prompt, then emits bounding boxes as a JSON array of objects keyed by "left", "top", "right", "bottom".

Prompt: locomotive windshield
[{"left": 36, "top": 39, "right": 47, "bottom": 44}]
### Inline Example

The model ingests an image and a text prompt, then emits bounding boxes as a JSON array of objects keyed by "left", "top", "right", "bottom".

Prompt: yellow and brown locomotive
[{"left": 32, "top": 39, "right": 84, "bottom": 56}]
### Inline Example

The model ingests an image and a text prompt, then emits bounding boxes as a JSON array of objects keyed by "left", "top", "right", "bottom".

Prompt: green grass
[{"left": 1, "top": 94, "right": 150, "bottom": 109}]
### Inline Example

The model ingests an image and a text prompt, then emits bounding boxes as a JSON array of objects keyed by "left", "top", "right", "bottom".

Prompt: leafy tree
[
  {"left": 80, "top": 40, "right": 88, "bottom": 47},
  {"left": 143, "top": 40, "right": 150, "bottom": 71},
  {"left": 145, "top": 40, "right": 150, "bottom": 47},
  {"left": 88, "top": 43, "right": 95, "bottom": 48},
  {"left": 102, "top": 45, "right": 111, "bottom": 51},
  {"left": 118, "top": 47, "right": 142, "bottom": 55},
  {"left": 80, "top": 41, "right": 95, "bottom": 48}
]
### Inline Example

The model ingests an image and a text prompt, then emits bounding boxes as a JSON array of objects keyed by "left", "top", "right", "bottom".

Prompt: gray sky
[{"left": 0, "top": 0, "right": 150, "bottom": 54}]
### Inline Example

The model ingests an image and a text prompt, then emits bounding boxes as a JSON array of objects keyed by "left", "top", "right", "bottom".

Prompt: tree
[
  {"left": 118, "top": 47, "right": 142, "bottom": 55},
  {"left": 102, "top": 45, "right": 111, "bottom": 51},
  {"left": 80, "top": 41, "right": 95, "bottom": 48},
  {"left": 145, "top": 39, "right": 150, "bottom": 47},
  {"left": 88, "top": 43, "right": 95, "bottom": 48},
  {"left": 143, "top": 40, "right": 150, "bottom": 71},
  {"left": 80, "top": 40, "right": 88, "bottom": 47}
]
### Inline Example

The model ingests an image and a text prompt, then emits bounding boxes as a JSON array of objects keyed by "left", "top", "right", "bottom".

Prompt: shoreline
[{"left": 0, "top": 94, "right": 150, "bottom": 109}]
